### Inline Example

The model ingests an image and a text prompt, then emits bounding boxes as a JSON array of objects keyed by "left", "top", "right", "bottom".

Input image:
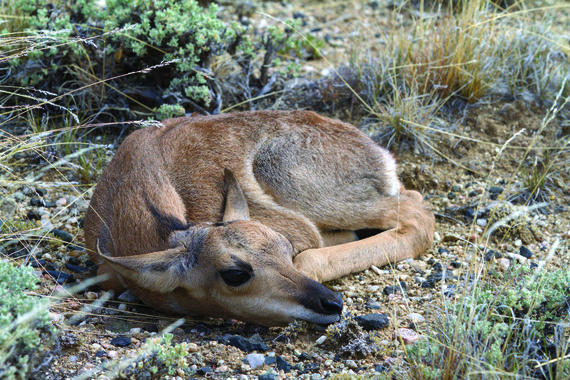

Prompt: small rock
[
  {"left": 499, "top": 258, "right": 511, "bottom": 270},
  {"left": 220, "top": 335, "right": 268, "bottom": 352},
  {"left": 258, "top": 374, "right": 278, "bottom": 380},
  {"left": 118, "top": 290, "right": 139, "bottom": 303},
  {"left": 355, "top": 313, "right": 390, "bottom": 330},
  {"left": 434, "top": 231, "right": 441, "bottom": 242},
  {"left": 129, "top": 327, "right": 141, "bottom": 335},
  {"left": 489, "top": 186, "right": 504, "bottom": 195},
  {"left": 346, "top": 360, "right": 358, "bottom": 369},
  {"left": 365, "top": 300, "right": 382, "bottom": 310},
  {"left": 246, "top": 353, "right": 265, "bottom": 369},
  {"left": 476, "top": 218, "right": 487, "bottom": 227},
  {"left": 107, "top": 350, "right": 118, "bottom": 359},
  {"left": 110, "top": 336, "right": 131, "bottom": 347},
  {"left": 196, "top": 366, "right": 213, "bottom": 376},
  {"left": 316, "top": 335, "right": 327, "bottom": 345},
  {"left": 484, "top": 250, "right": 502, "bottom": 261},
  {"left": 65, "top": 263, "right": 90, "bottom": 273},
  {"left": 407, "top": 313, "right": 425, "bottom": 324},
  {"left": 519, "top": 246, "right": 532, "bottom": 259},
  {"left": 514, "top": 239, "right": 522, "bottom": 247},
  {"left": 394, "top": 328, "right": 420, "bottom": 344},
  {"left": 215, "top": 365, "right": 229, "bottom": 373},
  {"left": 44, "top": 270, "right": 73, "bottom": 284},
  {"left": 0, "top": 197, "right": 17, "bottom": 217},
  {"left": 51, "top": 229, "right": 73, "bottom": 243},
  {"left": 68, "top": 355, "right": 78, "bottom": 362},
  {"left": 276, "top": 356, "right": 291, "bottom": 373}
]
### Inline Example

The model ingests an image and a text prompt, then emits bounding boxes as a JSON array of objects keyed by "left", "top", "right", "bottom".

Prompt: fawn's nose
[{"left": 319, "top": 292, "right": 343, "bottom": 315}]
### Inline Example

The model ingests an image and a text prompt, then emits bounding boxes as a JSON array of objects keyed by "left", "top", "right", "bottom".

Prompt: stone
[
  {"left": 52, "top": 229, "right": 73, "bottom": 243},
  {"left": 499, "top": 258, "right": 511, "bottom": 270},
  {"left": 316, "top": 335, "right": 327, "bottom": 345},
  {"left": 354, "top": 313, "right": 390, "bottom": 330},
  {"left": 407, "top": 313, "right": 426, "bottom": 324},
  {"left": 276, "top": 356, "right": 291, "bottom": 373},
  {"left": 118, "top": 290, "right": 139, "bottom": 303},
  {"left": 65, "top": 263, "right": 90, "bottom": 273},
  {"left": 394, "top": 328, "right": 420, "bottom": 344},
  {"left": 110, "top": 336, "right": 131, "bottom": 347},
  {"left": 258, "top": 374, "right": 278, "bottom": 380},
  {"left": 246, "top": 353, "right": 265, "bottom": 369},
  {"left": 0, "top": 197, "right": 17, "bottom": 217},
  {"left": 519, "top": 246, "right": 532, "bottom": 258},
  {"left": 220, "top": 334, "right": 268, "bottom": 352}
]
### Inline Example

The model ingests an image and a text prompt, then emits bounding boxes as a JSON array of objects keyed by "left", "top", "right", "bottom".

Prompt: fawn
[{"left": 84, "top": 110, "right": 434, "bottom": 327}]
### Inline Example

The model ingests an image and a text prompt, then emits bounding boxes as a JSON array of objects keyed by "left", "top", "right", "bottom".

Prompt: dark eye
[{"left": 220, "top": 269, "right": 251, "bottom": 287}]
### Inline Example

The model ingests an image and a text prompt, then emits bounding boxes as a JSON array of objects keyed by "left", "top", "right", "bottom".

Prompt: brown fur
[{"left": 84, "top": 110, "right": 434, "bottom": 326}]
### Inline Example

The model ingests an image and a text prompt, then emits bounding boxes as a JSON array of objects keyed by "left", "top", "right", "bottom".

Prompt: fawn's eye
[{"left": 220, "top": 269, "right": 251, "bottom": 286}]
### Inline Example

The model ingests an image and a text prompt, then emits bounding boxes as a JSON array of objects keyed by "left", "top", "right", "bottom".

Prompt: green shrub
[
  {"left": 1, "top": 0, "right": 302, "bottom": 124},
  {"left": 0, "top": 261, "right": 54, "bottom": 379},
  {"left": 405, "top": 263, "right": 570, "bottom": 379}
]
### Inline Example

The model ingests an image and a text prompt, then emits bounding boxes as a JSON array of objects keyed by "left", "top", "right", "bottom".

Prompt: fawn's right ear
[{"left": 222, "top": 169, "right": 250, "bottom": 222}]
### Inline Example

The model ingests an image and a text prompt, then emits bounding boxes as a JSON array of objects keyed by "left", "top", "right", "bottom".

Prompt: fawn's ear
[
  {"left": 98, "top": 245, "right": 188, "bottom": 293},
  {"left": 222, "top": 169, "right": 250, "bottom": 222}
]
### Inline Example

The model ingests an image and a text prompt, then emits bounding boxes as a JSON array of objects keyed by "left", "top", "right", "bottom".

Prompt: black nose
[{"left": 319, "top": 292, "right": 343, "bottom": 315}]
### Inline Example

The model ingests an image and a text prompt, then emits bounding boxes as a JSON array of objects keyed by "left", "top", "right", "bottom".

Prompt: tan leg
[{"left": 293, "top": 190, "right": 434, "bottom": 282}]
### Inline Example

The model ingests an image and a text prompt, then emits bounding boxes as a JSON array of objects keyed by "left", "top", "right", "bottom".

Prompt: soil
[{"left": 2, "top": 1, "right": 569, "bottom": 379}]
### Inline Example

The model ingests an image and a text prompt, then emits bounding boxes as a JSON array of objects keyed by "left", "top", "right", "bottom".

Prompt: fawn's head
[{"left": 99, "top": 170, "right": 342, "bottom": 326}]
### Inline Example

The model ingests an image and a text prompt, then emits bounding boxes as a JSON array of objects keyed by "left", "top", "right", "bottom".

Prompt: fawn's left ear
[
  {"left": 222, "top": 168, "right": 250, "bottom": 222},
  {"left": 98, "top": 244, "right": 187, "bottom": 293}
]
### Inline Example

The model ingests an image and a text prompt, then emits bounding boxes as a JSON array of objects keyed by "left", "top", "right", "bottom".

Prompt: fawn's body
[{"left": 84, "top": 110, "right": 434, "bottom": 326}]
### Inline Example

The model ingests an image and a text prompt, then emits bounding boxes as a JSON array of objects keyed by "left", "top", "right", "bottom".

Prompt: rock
[
  {"left": 476, "top": 218, "right": 487, "bottom": 226},
  {"left": 258, "top": 374, "right": 278, "bottom": 380},
  {"left": 118, "top": 290, "right": 139, "bottom": 303},
  {"left": 346, "top": 360, "right": 358, "bottom": 369},
  {"left": 276, "top": 356, "right": 291, "bottom": 373},
  {"left": 365, "top": 300, "right": 382, "bottom": 310},
  {"left": 0, "top": 197, "right": 17, "bottom": 217},
  {"left": 437, "top": 247, "right": 450, "bottom": 255},
  {"left": 265, "top": 356, "right": 277, "bottom": 365},
  {"left": 394, "top": 328, "right": 420, "bottom": 344},
  {"left": 383, "top": 281, "right": 407, "bottom": 295},
  {"left": 44, "top": 270, "right": 73, "bottom": 284},
  {"left": 65, "top": 263, "right": 90, "bottom": 273},
  {"left": 196, "top": 366, "right": 213, "bottom": 375},
  {"left": 421, "top": 270, "right": 455, "bottom": 288},
  {"left": 220, "top": 334, "right": 268, "bottom": 352},
  {"left": 110, "top": 336, "right": 131, "bottom": 347},
  {"left": 316, "top": 335, "right": 327, "bottom": 345},
  {"left": 52, "top": 229, "right": 73, "bottom": 243},
  {"left": 246, "top": 353, "right": 265, "bottom": 369},
  {"left": 355, "top": 313, "right": 390, "bottom": 330},
  {"left": 499, "top": 258, "right": 511, "bottom": 270},
  {"left": 107, "top": 350, "right": 118, "bottom": 359},
  {"left": 519, "top": 246, "right": 532, "bottom": 258},
  {"left": 489, "top": 186, "right": 504, "bottom": 194},
  {"left": 374, "top": 364, "right": 388, "bottom": 372},
  {"left": 407, "top": 313, "right": 426, "bottom": 324},
  {"left": 484, "top": 250, "right": 502, "bottom": 261},
  {"left": 56, "top": 197, "right": 67, "bottom": 207},
  {"left": 431, "top": 262, "right": 443, "bottom": 271}
]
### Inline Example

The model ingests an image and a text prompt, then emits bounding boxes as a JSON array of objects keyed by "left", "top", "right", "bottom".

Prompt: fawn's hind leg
[{"left": 293, "top": 190, "right": 434, "bottom": 282}]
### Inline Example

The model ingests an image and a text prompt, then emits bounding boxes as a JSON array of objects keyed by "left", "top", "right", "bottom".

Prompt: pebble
[
  {"left": 514, "top": 239, "right": 522, "bottom": 247},
  {"left": 346, "top": 360, "right": 358, "bottom": 369},
  {"left": 276, "top": 356, "right": 291, "bottom": 373},
  {"left": 434, "top": 231, "right": 441, "bottom": 242},
  {"left": 118, "top": 303, "right": 127, "bottom": 311},
  {"left": 129, "top": 327, "right": 141, "bottom": 335},
  {"left": 56, "top": 197, "right": 67, "bottom": 207},
  {"left": 354, "top": 313, "right": 390, "bottom": 330},
  {"left": 316, "top": 335, "right": 327, "bottom": 345},
  {"left": 118, "top": 290, "right": 138, "bottom": 303},
  {"left": 394, "top": 328, "right": 420, "bottom": 344},
  {"left": 246, "top": 353, "right": 265, "bottom": 369},
  {"left": 476, "top": 218, "right": 487, "bottom": 226},
  {"left": 188, "top": 342, "right": 199, "bottom": 352},
  {"left": 499, "top": 258, "right": 511, "bottom": 270},
  {"left": 370, "top": 265, "right": 383, "bottom": 275},
  {"left": 221, "top": 335, "right": 268, "bottom": 352},
  {"left": 107, "top": 350, "right": 118, "bottom": 359},
  {"left": 519, "top": 246, "right": 532, "bottom": 258},
  {"left": 407, "top": 313, "right": 426, "bottom": 323},
  {"left": 110, "top": 336, "right": 131, "bottom": 347},
  {"left": 68, "top": 355, "right": 78, "bottom": 362}
]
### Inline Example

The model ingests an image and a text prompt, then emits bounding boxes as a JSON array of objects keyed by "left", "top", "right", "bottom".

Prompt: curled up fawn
[{"left": 84, "top": 110, "right": 435, "bottom": 327}]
